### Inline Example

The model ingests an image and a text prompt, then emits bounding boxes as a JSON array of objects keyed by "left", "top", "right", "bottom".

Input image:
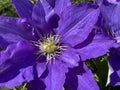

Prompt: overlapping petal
[
  {"left": 0, "top": 16, "right": 33, "bottom": 49},
  {"left": 26, "top": 63, "right": 46, "bottom": 90},
  {"left": 43, "top": 60, "right": 68, "bottom": 90},
  {"left": 0, "top": 66, "right": 34, "bottom": 88},
  {"left": 47, "top": 0, "right": 71, "bottom": 11},
  {"left": 64, "top": 62, "right": 99, "bottom": 90},
  {"left": 40, "top": 0, "right": 60, "bottom": 28},
  {"left": 57, "top": 3, "right": 100, "bottom": 47},
  {"left": 58, "top": 47, "right": 79, "bottom": 67},
  {"left": 27, "top": 78, "right": 46, "bottom": 90},
  {"left": 54, "top": 0, "right": 71, "bottom": 15},
  {"left": 47, "top": 0, "right": 56, "bottom": 7},
  {"left": 32, "top": 0, "right": 46, "bottom": 27},
  {"left": 0, "top": 40, "right": 36, "bottom": 88},
  {"left": 76, "top": 34, "right": 114, "bottom": 61},
  {"left": 32, "top": 0, "right": 59, "bottom": 33}
]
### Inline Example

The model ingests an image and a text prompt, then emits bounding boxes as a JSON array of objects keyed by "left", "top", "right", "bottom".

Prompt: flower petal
[
  {"left": 32, "top": 0, "right": 59, "bottom": 33},
  {"left": 47, "top": 0, "right": 71, "bottom": 14},
  {"left": 54, "top": 0, "right": 71, "bottom": 15},
  {"left": 0, "top": 40, "right": 36, "bottom": 88},
  {"left": 32, "top": 0, "right": 50, "bottom": 34},
  {"left": 0, "top": 36, "right": 9, "bottom": 49},
  {"left": 36, "top": 62, "right": 46, "bottom": 78},
  {"left": 107, "top": 48, "right": 120, "bottom": 85},
  {"left": 0, "top": 66, "right": 34, "bottom": 88},
  {"left": 107, "top": 0, "right": 120, "bottom": 4},
  {"left": 0, "top": 16, "right": 33, "bottom": 49},
  {"left": 46, "top": 10, "right": 60, "bottom": 28},
  {"left": 47, "top": 0, "right": 56, "bottom": 7},
  {"left": 43, "top": 60, "right": 68, "bottom": 90},
  {"left": 95, "top": 0, "right": 103, "bottom": 5},
  {"left": 26, "top": 63, "right": 46, "bottom": 90},
  {"left": 11, "top": 0, "right": 33, "bottom": 19},
  {"left": 27, "top": 78, "right": 46, "bottom": 90},
  {"left": 76, "top": 34, "right": 114, "bottom": 61},
  {"left": 40, "top": 0, "right": 60, "bottom": 28},
  {"left": 58, "top": 47, "right": 79, "bottom": 67},
  {"left": 100, "top": 3, "right": 120, "bottom": 34},
  {"left": 64, "top": 62, "right": 99, "bottom": 90},
  {"left": 57, "top": 3, "right": 100, "bottom": 47},
  {"left": 32, "top": 0, "right": 45, "bottom": 26}
]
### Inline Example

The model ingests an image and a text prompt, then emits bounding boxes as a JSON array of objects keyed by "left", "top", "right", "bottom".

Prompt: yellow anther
[{"left": 40, "top": 39, "right": 57, "bottom": 53}]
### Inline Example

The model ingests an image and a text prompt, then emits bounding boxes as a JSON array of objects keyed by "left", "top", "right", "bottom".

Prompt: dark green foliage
[
  {"left": 0, "top": 0, "right": 17, "bottom": 17},
  {"left": 86, "top": 55, "right": 120, "bottom": 90},
  {"left": 86, "top": 56, "right": 108, "bottom": 90}
]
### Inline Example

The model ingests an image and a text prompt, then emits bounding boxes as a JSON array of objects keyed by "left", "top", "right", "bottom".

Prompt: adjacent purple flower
[
  {"left": 95, "top": 0, "right": 120, "bottom": 86},
  {"left": 96, "top": 0, "right": 120, "bottom": 5},
  {"left": 107, "top": 47, "right": 120, "bottom": 85},
  {"left": 0, "top": 0, "right": 114, "bottom": 89},
  {"left": 97, "top": 0, "right": 120, "bottom": 39}
]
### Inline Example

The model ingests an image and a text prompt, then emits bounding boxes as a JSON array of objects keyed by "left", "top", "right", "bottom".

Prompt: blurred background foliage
[
  {"left": 0, "top": 0, "right": 17, "bottom": 17},
  {"left": 0, "top": 0, "right": 120, "bottom": 90}
]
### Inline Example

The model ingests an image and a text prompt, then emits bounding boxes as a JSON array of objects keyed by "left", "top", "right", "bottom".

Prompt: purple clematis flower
[
  {"left": 0, "top": 0, "right": 114, "bottom": 90},
  {"left": 95, "top": 0, "right": 120, "bottom": 86}
]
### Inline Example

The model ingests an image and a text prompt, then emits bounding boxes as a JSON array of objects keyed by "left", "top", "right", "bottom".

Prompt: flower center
[
  {"left": 40, "top": 39, "right": 57, "bottom": 53},
  {"left": 33, "top": 34, "right": 66, "bottom": 63}
]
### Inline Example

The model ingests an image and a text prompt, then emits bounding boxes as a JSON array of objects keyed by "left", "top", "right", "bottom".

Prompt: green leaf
[{"left": 86, "top": 55, "right": 108, "bottom": 90}]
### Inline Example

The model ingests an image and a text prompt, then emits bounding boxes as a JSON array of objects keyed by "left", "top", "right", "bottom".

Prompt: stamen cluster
[{"left": 33, "top": 34, "right": 66, "bottom": 63}]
